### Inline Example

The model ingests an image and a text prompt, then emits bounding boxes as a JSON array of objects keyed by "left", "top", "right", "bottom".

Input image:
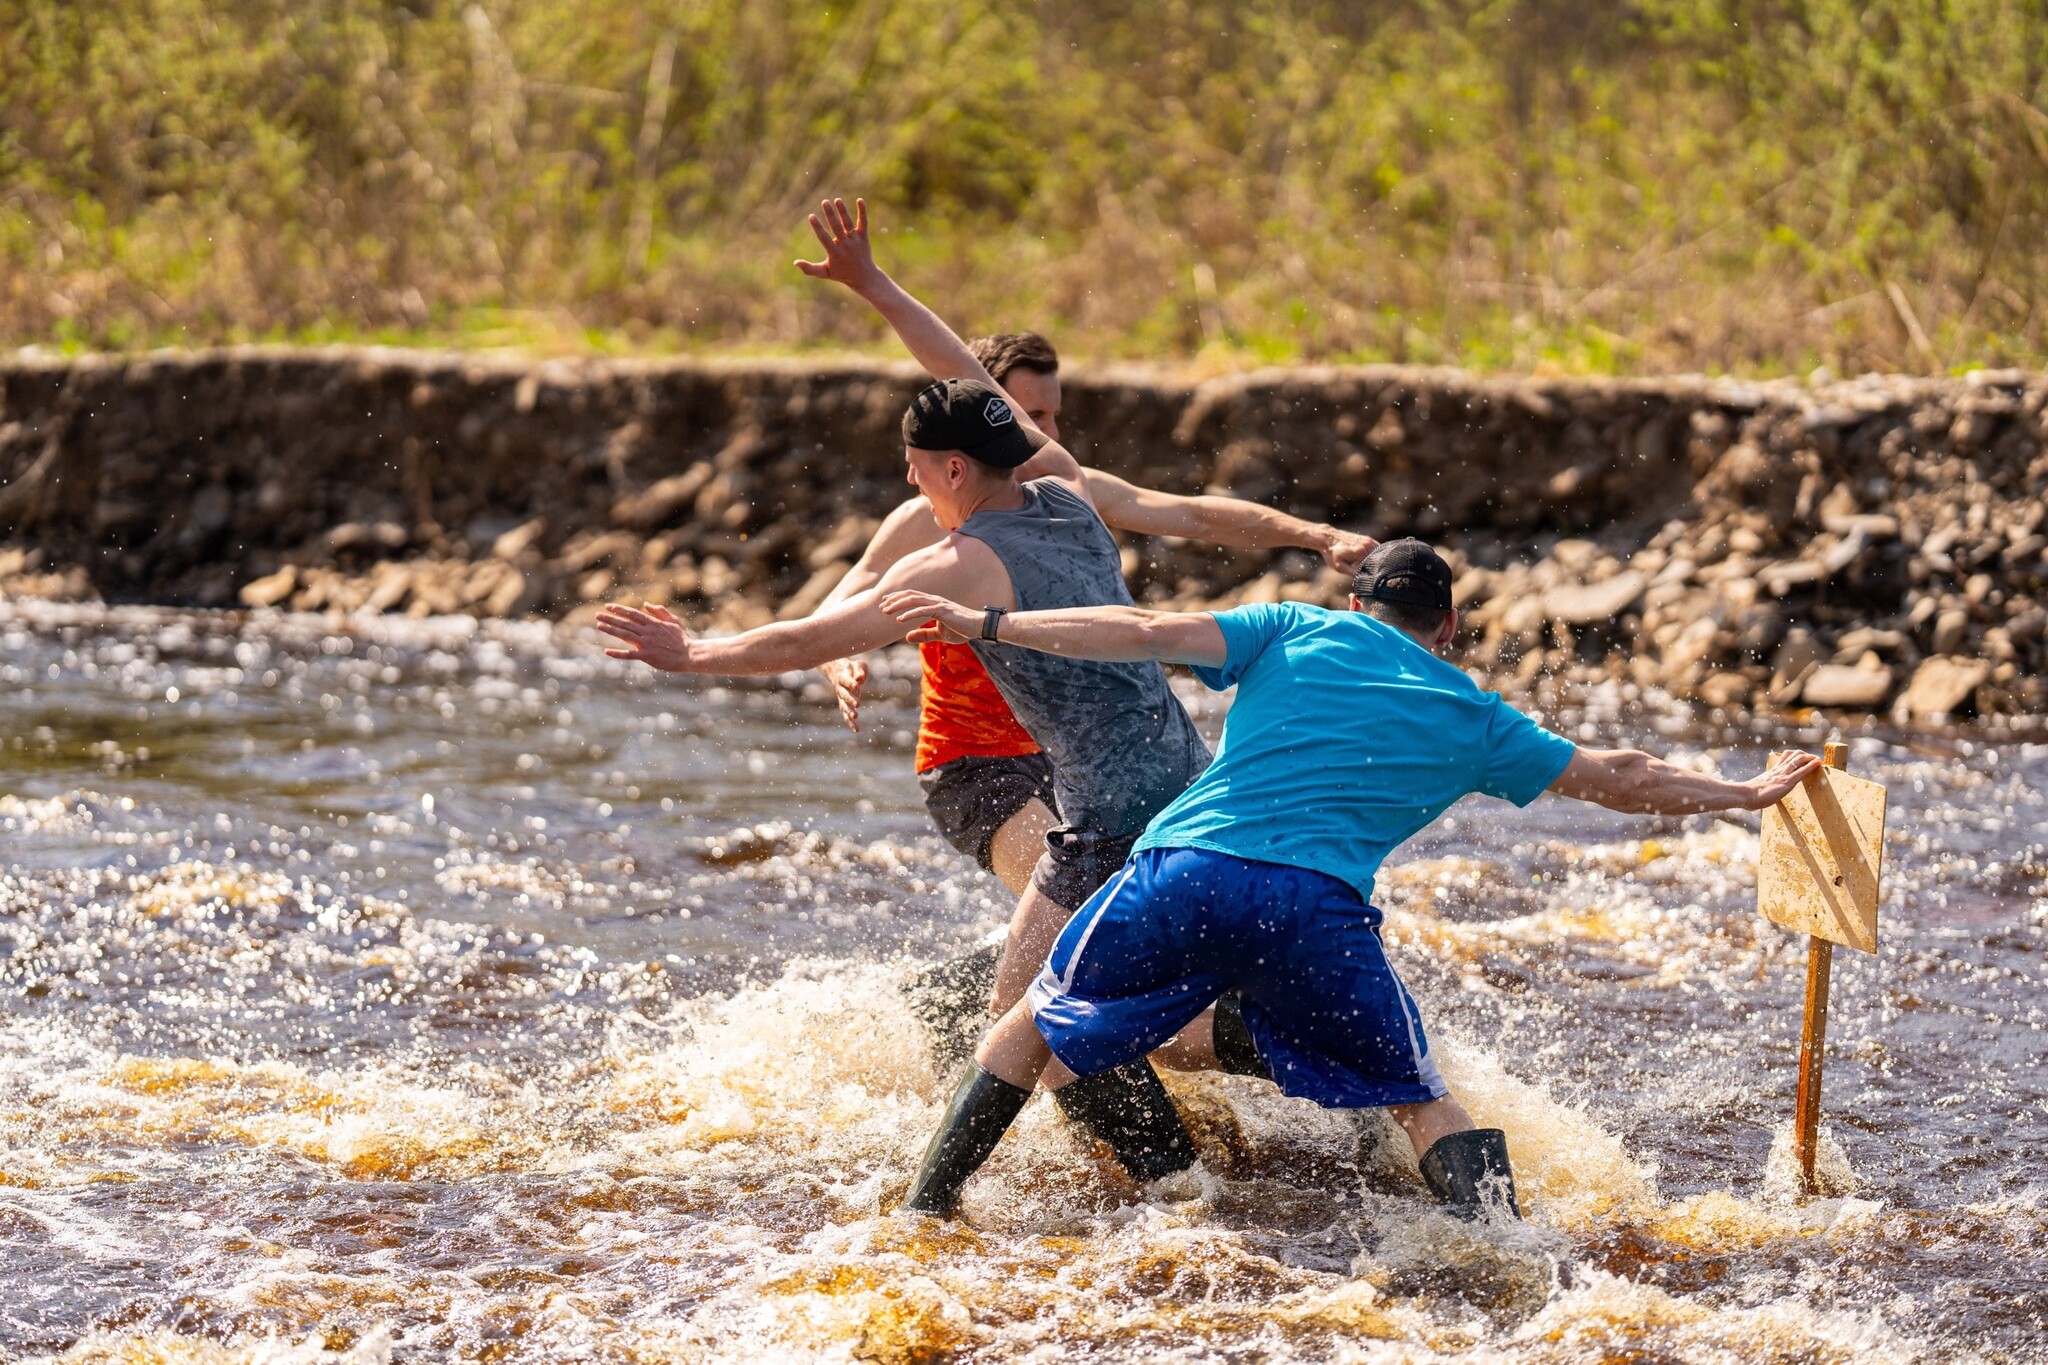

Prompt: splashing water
[{"left": 1, "top": 604, "right": 2044, "bottom": 1361}]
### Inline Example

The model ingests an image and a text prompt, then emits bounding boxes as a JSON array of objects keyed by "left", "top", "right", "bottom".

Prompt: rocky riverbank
[{"left": 1, "top": 348, "right": 2042, "bottom": 726}]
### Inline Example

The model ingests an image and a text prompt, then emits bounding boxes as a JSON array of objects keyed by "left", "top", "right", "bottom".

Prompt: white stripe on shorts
[
  {"left": 1052, "top": 859, "right": 1140, "bottom": 995},
  {"left": 1386, "top": 950, "right": 1447, "bottom": 1096}
]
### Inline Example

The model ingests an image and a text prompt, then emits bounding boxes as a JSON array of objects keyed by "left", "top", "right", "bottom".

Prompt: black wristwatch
[{"left": 980, "top": 607, "right": 1007, "bottom": 641}]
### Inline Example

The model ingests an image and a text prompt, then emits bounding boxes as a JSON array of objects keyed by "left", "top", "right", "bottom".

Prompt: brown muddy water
[{"left": 0, "top": 602, "right": 2043, "bottom": 1364}]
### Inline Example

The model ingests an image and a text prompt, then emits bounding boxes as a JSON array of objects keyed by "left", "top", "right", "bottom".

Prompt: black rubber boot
[
  {"left": 1419, "top": 1127, "right": 1521, "bottom": 1219},
  {"left": 903, "top": 1065, "right": 1033, "bottom": 1216},
  {"left": 905, "top": 942, "right": 1003, "bottom": 1077},
  {"left": 1210, "top": 992, "right": 1272, "bottom": 1081},
  {"left": 1052, "top": 1059, "right": 1200, "bottom": 1182}
]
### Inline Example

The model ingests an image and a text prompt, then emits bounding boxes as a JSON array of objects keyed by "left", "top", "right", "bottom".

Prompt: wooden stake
[{"left": 1791, "top": 739, "right": 1850, "bottom": 1193}]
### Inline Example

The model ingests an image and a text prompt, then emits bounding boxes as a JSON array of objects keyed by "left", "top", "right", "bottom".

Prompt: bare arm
[
  {"left": 880, "top": 589, "right": 1228, "bottom": 668},
  {"left": 814, "top": 497, "right": 949, "bottom": 729},
  {"left": 600, "top": 543, "right": 987, "bottom": 677},
  {"left": 796, "top": 199, "right": 995, "bottom": 399},
  {"left": 1548, "top": 748, "right": 1822, "bottom": 814},
  {"left": 796, "top": 199, "right": 1091, "bottom": 497},
  {"left": 790, "top": 197, "right": 999, "bottom": 401},
  {"left": 597, "top": 594, "right": 906, "bottom": 676},
  {"left": 820, "top": 498, "right": 947, "bottom": 609},
  {"left": 1083, "top": 470, "right": 1377, "bottom": 575}
]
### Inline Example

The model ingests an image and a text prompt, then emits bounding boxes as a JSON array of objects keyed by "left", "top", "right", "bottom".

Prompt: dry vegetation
[{"left": 5, "top": 0, "right": 2048, "bottom": 374}]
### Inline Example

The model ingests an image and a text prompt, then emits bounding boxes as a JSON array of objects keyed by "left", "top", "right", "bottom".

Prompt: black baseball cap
[
  {"left": 901, "top": 378, "right": 1047, "bottom": 470},
  {"left": 1350, "top": 538, "right": 1454, "bottom": 610}
]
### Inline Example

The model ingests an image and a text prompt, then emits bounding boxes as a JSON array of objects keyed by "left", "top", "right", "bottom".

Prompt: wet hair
[
  {"left": 1361, "top": 597, "right": 1451, "bottom": 640},
  {"left": 967, "top": 332, "right": 1059, "bottom": 386}
]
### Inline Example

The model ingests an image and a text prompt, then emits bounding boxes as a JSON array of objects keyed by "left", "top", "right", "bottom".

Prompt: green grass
[{"left": 5, "top": 0, "right": 2048, "bottom": 376}]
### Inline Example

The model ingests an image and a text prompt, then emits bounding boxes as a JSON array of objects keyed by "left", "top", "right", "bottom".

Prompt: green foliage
[{"left": 4, "top": 0, "right": 2047, "bottom": 373}]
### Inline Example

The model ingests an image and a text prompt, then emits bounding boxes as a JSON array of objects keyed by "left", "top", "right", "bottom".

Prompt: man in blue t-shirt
[{"left": 879, "top": 540, "right": 1822, "bottom": 1219}]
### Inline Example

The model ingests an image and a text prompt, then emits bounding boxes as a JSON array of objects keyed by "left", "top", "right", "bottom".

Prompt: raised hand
[
  {"left": 794, "top": 197, "right": 883, "bottom": 295},
  {"left": 1322, "top": 529, "right": 1380, "bottom": 576},
  {"left": 1742, "top": 751, "right": 1825, "bottom": 809},
  {"left": 596, "top": 602, "right": 694, "bottom": 671},
  {"left": 820, "top": 656, "right": 869, "bottom": 731},
  {"left": 879, "top": 589, "right": 982, "bottom": 645}
]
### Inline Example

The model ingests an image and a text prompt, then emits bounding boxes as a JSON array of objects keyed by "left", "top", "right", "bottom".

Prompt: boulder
[
  {"left": 1799, "top": 663, "right": 1895, "bottom": 709},
  {"left": 1931, "top": 608, "right": 1971, "bottom": 656},
  {"left": 1698, "top": 671, "right": 1753, "bottom": 709},
  {"left": 1903, "top": 656, "right": 1991, "bottom": 718},
  {"left": 1541, "top": 571, "right": 1646, "bottom": 624},
  {"left": 1660, "top": 616, "right": 1725, "bottom": 684},
  {"left": 1769, "top": 628, "right": 1824, "bottom": 702},
  {"left": 612, "top": 463, "right": 715, "bottom": 531},
  {"left": 237, "top": 565, "right": 298, "bottom": 609}
]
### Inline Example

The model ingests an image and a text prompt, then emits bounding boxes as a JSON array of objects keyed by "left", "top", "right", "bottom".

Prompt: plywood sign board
[{"left": 1757, "top": 754, "right": 1887, "bottom": 953}]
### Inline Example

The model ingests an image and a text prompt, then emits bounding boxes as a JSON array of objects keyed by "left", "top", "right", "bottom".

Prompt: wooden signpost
[{"left": 1756, "top": 740, "right": 1887, "bottom": 1195}]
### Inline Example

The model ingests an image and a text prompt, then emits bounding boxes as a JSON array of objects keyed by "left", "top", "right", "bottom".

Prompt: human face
[
  {"left": 999, "top": 368, "right": 1062, "bottom": 444},
  {"left": 905, "top": 445, "right": 972, "bottom": 529}
]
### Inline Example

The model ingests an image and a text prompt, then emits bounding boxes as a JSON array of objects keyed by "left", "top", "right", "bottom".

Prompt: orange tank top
[{"left": 915, "top": 640, "right": 1042, "bottom": 772}]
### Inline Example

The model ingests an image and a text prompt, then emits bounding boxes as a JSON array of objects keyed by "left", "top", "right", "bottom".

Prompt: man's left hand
[
  {"left": 596, "top": 602, "right": 695, "bottom": 671},
  {"left": 880, "top": 589, "right": 981, "bottom": 645}
]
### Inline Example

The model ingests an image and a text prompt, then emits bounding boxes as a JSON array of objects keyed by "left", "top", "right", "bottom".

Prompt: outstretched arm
[
  {"left": 601, "top": 541, "right": 992, "bottom": 677},
  {"left": 820, "top": 498, "right": 947, "bottom": 608},
  {"left": 796, "top": 199, "right": 1013, "bottom": 413},
  {"left": 797, "top": 198, "right": 1083, "bottom": 489},
  {"left": 880, "top": 589, "right": 1228, "bottom": 668},
  {"left": 1083, "top": 470, "right": 1377, "bottom": 575},
  {"left": 1548, "top": 748, "right": 1823, "bottom": 815},
  {"left": 597, "top": 594, "right": 907, "bottom": 677},
  {"left": 813, "top": 498, "right": 950, "bottom": 729}
]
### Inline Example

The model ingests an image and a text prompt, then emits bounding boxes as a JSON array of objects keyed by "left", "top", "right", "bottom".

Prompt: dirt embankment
[{"left": 1, "top": 348, "right": 2043, "bottom": 725}]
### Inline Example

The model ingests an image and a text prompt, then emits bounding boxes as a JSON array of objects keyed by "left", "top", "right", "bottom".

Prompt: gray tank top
[{"left": 959, "top": 479, "right": 1212, "bottom": 835}]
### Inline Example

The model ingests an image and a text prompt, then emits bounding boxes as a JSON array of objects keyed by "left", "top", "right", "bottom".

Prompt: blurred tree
[{"left": 1, "top": 0, "right": 2044, "bottom": 373}]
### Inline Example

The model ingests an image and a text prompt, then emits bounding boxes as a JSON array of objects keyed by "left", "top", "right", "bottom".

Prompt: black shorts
[
  {"left": 1031, "top": 824, "right": 1141, "bottom": 913},
  {"left": 918, "top": 751, "right": 1058, "bottom": 874}
]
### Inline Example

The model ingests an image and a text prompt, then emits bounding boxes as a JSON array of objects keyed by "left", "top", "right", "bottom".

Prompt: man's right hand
[
  {"left": 596, "top": 602, "right": 694, "bottom": 671},
  {"left": 1320, "top": 528, "right": 1379, "bottom": 576},
  {"left": 794, "top": 197, "right": 885, "bottom": 297},
  {"left": 820, "top": 657, "right": 869, "bottom": 732}
]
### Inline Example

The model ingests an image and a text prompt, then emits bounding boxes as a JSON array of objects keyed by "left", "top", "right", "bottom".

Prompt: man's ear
[
  {"left": 1433, "top": 608, "right": 1459, "bottom": 649},
  {"left": 1347, "top": 595, "right": 1365, "bottom": 612}
]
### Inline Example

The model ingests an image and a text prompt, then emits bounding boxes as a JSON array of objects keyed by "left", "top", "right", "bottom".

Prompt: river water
[{"left": 0, "top": 603, "right": 2042, "bottom": 1364}]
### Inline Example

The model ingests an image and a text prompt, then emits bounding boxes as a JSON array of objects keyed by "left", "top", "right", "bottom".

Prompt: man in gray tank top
[{"left": 600, "top": 377, "right": 1220, "bottom": 1201}]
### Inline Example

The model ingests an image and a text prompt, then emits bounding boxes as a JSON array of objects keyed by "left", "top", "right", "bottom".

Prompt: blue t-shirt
[{"left": 1134, "top": 602, "right": 1577, "bottom": 902}]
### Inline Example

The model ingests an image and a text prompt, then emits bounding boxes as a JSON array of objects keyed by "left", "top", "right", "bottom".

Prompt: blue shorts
[{"left": 1026, "top": 846, "right": 1447, "bottom": 1109}]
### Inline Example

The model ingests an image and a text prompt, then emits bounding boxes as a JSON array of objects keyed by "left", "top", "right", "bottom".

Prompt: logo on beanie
[{"left": 984, "top": 398, "right": 1014, "bottom": 427}]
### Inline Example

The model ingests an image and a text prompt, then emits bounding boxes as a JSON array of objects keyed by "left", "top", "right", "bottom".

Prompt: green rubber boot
[
  {"left": 902, "top": 1065, "right": 1032, "bottom": 1216},
  {"left": 1420, "top": 1128, "right": 1521, "bottom": 1219},
  {"left": 1052, "top": 1059, "right": 1200, "bottom": 1182},
  {"left": 1210, "top": 992, "right": 1272, "bottom": 1081}
]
